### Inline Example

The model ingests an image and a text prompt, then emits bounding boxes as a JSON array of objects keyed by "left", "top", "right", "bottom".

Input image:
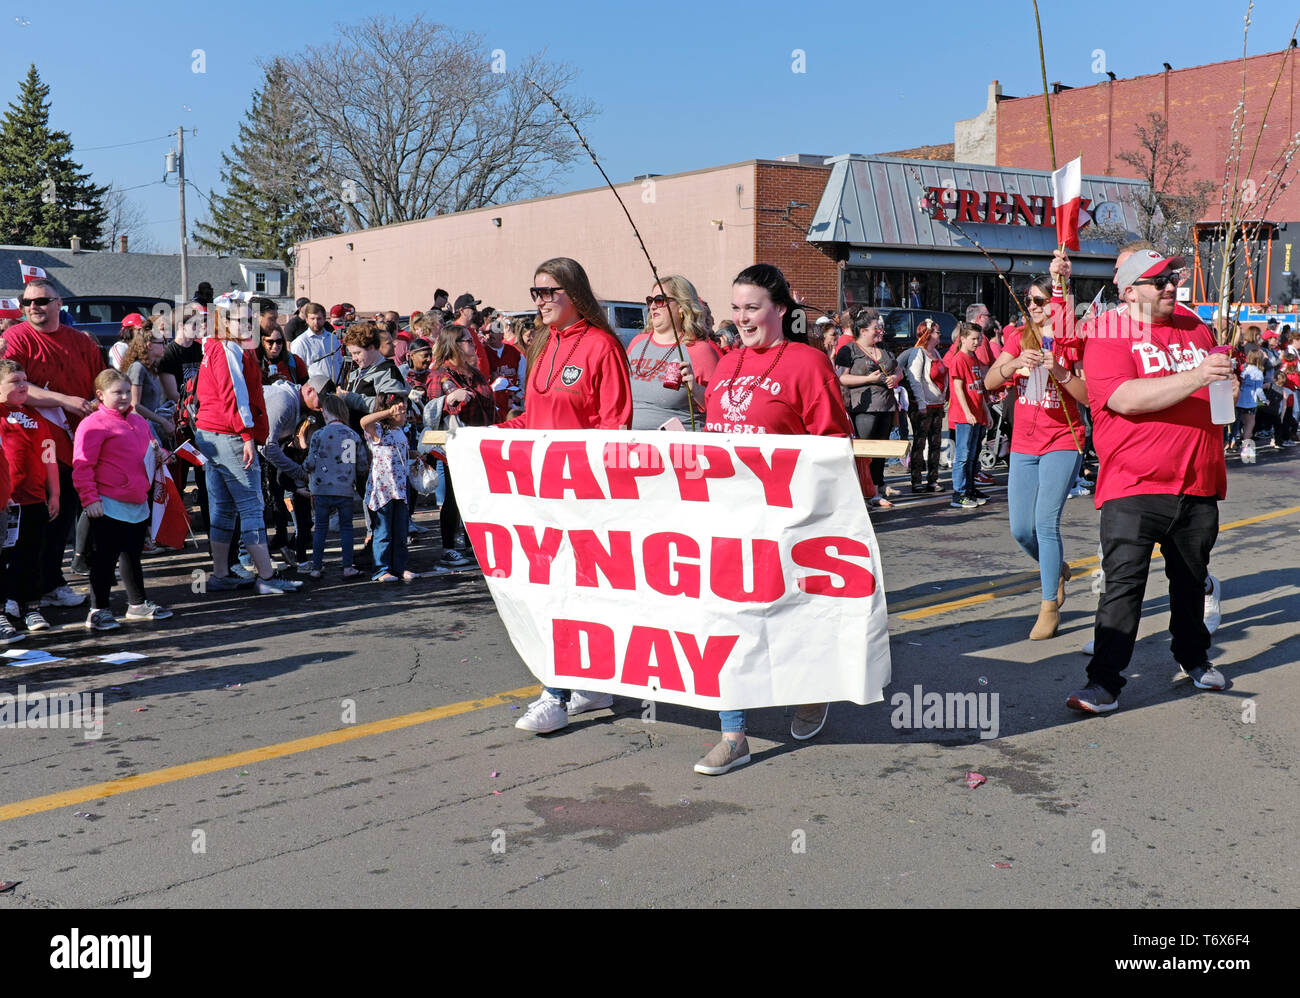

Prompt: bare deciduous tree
[
  {"left": 1090, "top": 112, "right": 1213, "bottom": 257},
  {"left": 100, "top": 183, "right": 158, "bottom": 252},
  {"left": 274, "top": 16, "right": 595, "bottom": 231}
]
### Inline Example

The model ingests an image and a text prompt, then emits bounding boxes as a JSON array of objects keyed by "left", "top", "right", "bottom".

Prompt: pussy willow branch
[
  {"left": 1213, "top": 10, "right": 1300, "bottom": 341},
  {"left": 526, "top": 76, "right": 697, "bottom": 429}
]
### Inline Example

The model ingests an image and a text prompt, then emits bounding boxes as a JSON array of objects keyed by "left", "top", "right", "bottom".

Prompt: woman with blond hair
[
  {"left": 121, "top": 321, "right": 175, "bottom": 443},
  {"left": 193, "top": 306, "right": 301, "bottom": 595},
  {"left": 628, "top": 274, "right": 720, "bottom": 430}
]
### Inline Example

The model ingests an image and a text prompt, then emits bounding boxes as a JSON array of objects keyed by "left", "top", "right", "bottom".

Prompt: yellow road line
[
  {"left": 900, "top": 593, "right": 996, "bottom": 620},
  {"left": 896, "top": 504, "right": 1300, "bottom": 619},
  {"left": 5, "top": 506, "right": 1296, "bottom": 823},
  {"left": 0, "top": 683, "right": 542, "bottom": 823}
]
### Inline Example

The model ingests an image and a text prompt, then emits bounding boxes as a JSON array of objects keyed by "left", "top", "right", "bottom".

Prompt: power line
[{"left": 80, "top": 133, "right": 174, "bottom": 152}]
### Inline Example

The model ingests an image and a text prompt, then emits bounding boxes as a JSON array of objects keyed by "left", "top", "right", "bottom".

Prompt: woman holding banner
[
  {"left": 982, "top": 263, "right": 1088, "bottom": 640},
  {"left": 506, "top": 257, "right": 634, "bottom": 735},
  {"left": 695, "top": 263, "right": 853, "bottom": 776}
]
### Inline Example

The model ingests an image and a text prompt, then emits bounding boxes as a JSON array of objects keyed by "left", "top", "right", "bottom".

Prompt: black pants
[
  {"left": 907, "top": 406, "right": 943, "bottom": 486},
  {"left": 853, "top": 411, "right": 895, "bottom": 489},
  {"left": 41, "top": 464, "right": 80, "bottom": 595},
  {"left": 1, "top": 501, "right": 47, "bottom": 612},
  {"left": 264, "top": 465, "right": 312, "bottom": 560},
  {"left": 440, "top": 471, "right": 463, "bottom": 549},
  {"left": 1089, "top": 494, "right": 1218, "bottom": 695},
  {"left": 88, "top": 515, "right": 147, "bottom": 610}
]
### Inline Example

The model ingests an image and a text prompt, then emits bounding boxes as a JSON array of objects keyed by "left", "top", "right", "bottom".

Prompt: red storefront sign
[{"left": 923, "top": 187, "right": 1094, "bottom": 228}]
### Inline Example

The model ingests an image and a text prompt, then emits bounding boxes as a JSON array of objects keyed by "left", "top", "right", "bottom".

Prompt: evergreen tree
[
  {"left": 0, "top": 65, "right": 108, "bottom": 248},
  {"left": 193, "top": 59, "right": 342, "bottom": 267}
]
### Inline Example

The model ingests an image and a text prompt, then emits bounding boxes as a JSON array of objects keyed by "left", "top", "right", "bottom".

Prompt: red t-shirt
[
  {"left": 946, "top": 351, "right": 987, "bottom": 427},
  {"left": 705, "top": 340, "right": 851, "bottom": 436},
  {"left": 1, "top": 404, "right": 54, "bottom": 504},
  {"left": 1, "top": 322, "right": 102, "bottom": 406},
  {"left": 498, "top": 319, "right": 633, "bottom": 431},
  {"left": 1083, "top": 308, "right": 1227, "bottom": 507},
  {"left": 0, "top": 445, "right": 10, "bottom": 508},
  {"left": 1000, "top": 327, "right": 1085, "bottom": 455}
]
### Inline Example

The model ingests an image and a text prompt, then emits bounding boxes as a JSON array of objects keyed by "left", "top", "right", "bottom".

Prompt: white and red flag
[
  {"left": 0, "top": 297, "right": 20, "bottom": 319},
  {"left": 19, "top": 263, "right": 47, "bottom": 284},
  {"left": 1051, "top": 157, "right": 1082, "bottom": 250},
  {"left": 151, "top": 466, "right": 191, "bottom": 550},
  {"left": 172, "top": 441, "right": 207, "bottom": 467}
]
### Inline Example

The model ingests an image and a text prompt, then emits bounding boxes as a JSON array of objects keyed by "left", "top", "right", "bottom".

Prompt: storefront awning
[{"left": 808, "top": 155, "right": 1147, "bottom": 260}]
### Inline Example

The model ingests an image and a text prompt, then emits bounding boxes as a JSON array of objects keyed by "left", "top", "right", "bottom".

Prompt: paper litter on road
[
  {"left": 965, "top": 772, "right": 986, "bottom": 789},
  {"left": 99, "top": 652, "right": 147, "bottom": 665},
  {"left": 2, "top": 649, "right": 65, "bottom": 664}
]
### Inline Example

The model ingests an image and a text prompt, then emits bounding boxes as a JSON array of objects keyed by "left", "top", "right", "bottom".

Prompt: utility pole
[{"left": 177, "top": 126, "right": 189, "bottom": 305}]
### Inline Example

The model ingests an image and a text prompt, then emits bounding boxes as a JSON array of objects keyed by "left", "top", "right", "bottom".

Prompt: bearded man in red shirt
[{"left": 1067, "top": 250, "right": 1237, "bottom": 714}]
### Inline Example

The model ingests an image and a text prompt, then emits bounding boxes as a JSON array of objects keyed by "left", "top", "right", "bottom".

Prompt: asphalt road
[{"left": 1, "top": 447, "right": 1297, "bottom": 909}]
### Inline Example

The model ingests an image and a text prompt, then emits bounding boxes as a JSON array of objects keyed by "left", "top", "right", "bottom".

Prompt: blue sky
[{"left": 5, "top": 0, "right": 1298, "bottom": 252}]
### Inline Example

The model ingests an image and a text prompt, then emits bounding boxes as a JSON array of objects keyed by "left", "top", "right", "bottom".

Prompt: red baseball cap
[
  {"left": 121, "top": 313, "right": 146, "bottom": 329},
  {"left": 329, "top": 304, "right": 348, "bottom": 319}
]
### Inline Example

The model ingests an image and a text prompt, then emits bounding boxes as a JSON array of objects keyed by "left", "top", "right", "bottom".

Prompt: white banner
[{"left": 444, "top": 428, "right": 892, "bottom": 710}]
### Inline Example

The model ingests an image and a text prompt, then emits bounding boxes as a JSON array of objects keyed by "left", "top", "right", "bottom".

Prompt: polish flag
[
  {"left": 0, "top": 297, "right": 19, "bottom": 319},
  {"left": 1051, "top": 157, "right": 1082, "bottom": 251},
  {"left": 19, "top": 263, "right": 47, "bottom": 284},
  {"left": 172, "top": 440, "right": 207, "bottom": 467},
  {"left": 151, "top": 466, "right": 191, "bottom": 550}
]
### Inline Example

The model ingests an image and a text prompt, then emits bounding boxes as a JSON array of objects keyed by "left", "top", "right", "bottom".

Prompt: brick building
[
  {"left": 295, "top": 157, "right": 843, "bottom": 327},
  {"left": 957, "top": 46, "right": 1300, "bottom": 307}
]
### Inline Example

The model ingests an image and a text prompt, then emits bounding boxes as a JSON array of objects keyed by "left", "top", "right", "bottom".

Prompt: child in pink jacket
[{"left": 73, "top": 369, "right": 173, "bottom": 631}]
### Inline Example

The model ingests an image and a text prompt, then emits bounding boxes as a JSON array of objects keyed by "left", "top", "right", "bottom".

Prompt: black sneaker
[{"left": 949, "top": 496, "right": 978, "bottom": 509}]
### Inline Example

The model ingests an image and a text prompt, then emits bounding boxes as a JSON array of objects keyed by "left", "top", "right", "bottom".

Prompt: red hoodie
[
  {"left": 498, "top": 319, "right": 632, "bottom": 430},
  {"left": 196, "top": 338, "right": 269, "bottom": 443}
]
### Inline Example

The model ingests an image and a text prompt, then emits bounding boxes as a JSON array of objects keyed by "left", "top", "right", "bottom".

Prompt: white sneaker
[
  {"left": 1241, "top": 441, "right": 1256, "bottom": 464},
  {"left": 515, "top": 691, "right": 569, "bottom": 733},
  {"left": 41, "top": 585, "right": 86, "bottom": 608},
  {"left": 1203, "top": 575, "right": 1221, "bottom": 634},
  {"left": 566, "top": 690, "right": 614, "bottom": 716}
]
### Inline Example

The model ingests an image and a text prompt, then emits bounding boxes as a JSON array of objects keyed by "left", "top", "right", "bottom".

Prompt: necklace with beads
[
  {"left": 633, "top": 332, "right": 678, "bottom": 381},
  {"left": 535, "top": 322, "right": 588, "bottom": 394},
  {"left": 725, "top": 341, "right": 789, "bottom": 410}
]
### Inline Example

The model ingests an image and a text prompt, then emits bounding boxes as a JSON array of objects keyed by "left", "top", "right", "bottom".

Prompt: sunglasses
[
  {"left": 263, "top": 337, "right": 285, "bottom": 344},
  {"left": 646, "top": 294, "right": 671, "bottom": 307},
  {"left": 22, "top": 297, "right": 56, "bottom": 307},
  {"left": 1131, "top": 271, "right": 1183, "bottom": 291},
  {"left": 529, "top": 286, "right": 565, "bottom": 302},
  {"left": 1028, "top": 295, "right": 1050, "bottom": 307}
]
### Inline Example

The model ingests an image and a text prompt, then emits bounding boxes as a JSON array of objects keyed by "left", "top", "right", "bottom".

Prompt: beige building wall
[{"left": 294, "top": 162, "right": 761, "bottom": 319}]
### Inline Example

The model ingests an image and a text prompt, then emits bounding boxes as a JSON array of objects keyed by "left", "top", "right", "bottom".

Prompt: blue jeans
[
  {"left": 195, "top": 429, "right": 267, "bottom": 548},
  {"left": 311, "top": 495, "right": 355, "bottom": 572},
  {"left": 1008, "top": 449, "right": 1081, "bottom": 600},
  {"left": 719, "top": 710, "right": 745, "bottom": 734},
  {"left": 371, "top": 499, "right": 408, "bottom": 577},
  {"left": 952, "top": 422, "right": 985, "bottom": 496}
]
